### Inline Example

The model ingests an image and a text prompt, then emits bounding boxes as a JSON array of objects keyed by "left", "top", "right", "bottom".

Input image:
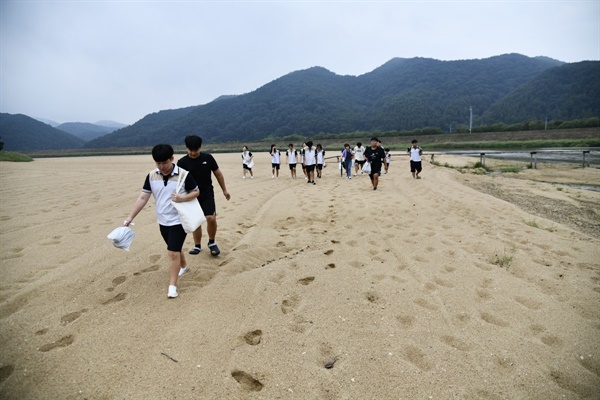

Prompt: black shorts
[
  {"left": 272, "top": 163, "right": 280, "bottom": 170},
  {"left": 305, "top": 164, "right": 316, "bottom": 172},
  {"left": 301, "top": 164, "right": 306, "bottom": 170},
  {"left": 355, "top": 160, "right": 366, "bottom": 166},
  {"left": 410, "top": 160, "right": 422, "bottom": 172},
  {"left": 159, "top": 224, "right": 187, "bottom": 252},
  {"left": 198, "top": 194, "right": 216, "bottom": 216},
  {"left": 243, "top": 164, "right": 252, "bottom": 170},
  {"left": 316, "top": 164, "right": 323, "bottom": 170},
  {"left": 289, "top": 163, "right": 297, "bottom": 170}
]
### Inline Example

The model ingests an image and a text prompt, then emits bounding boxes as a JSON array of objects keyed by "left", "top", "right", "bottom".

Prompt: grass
[
  {"left": 490, "top": 247, "right": 515, "bottom": 268},
  {"left": 0, "top": 151, "right": 33, "bottom": 162}
]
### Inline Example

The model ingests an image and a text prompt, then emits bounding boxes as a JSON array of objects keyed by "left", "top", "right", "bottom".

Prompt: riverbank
[{"left": 0, "top": 153, "right": 598, "bottom": 398}]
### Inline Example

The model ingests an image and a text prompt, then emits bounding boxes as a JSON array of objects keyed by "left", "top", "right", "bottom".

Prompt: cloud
[{"left": 1, "top": 1, "right": 598, "bottom": 124}]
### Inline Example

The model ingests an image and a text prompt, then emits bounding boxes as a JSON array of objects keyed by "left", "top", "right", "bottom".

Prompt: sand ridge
[{"left": 0, "top": 152, "right": 598, "bottom": 399}]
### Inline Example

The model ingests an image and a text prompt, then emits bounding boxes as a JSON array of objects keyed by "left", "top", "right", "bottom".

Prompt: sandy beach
[{"left": 0, "top": 151, "right": 599, "bottom": 399}]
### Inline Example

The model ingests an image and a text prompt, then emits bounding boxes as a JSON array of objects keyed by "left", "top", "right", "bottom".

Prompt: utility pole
[{"left": 469, "top": 106, "right": 473, "bottom": 134}]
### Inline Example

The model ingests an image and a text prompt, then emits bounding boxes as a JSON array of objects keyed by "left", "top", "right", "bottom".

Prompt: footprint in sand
[
  {"left": 325, "top": 263, "right": 336, "bottom": 269},
  {"left": 133, "top": 264, "right": 159, "bottom": 276},
  {"left": 231, "top": 370, "right": 263, "bottom": 392},
  {"left": 480, "top": 312, "right": 509, "bottom": 327},
  {"left": 324, "top": 249, "right": 334, "bottom": 255},
  {"left": 102, "top": 293, "right": 127, "bottom": 305},
  {"left": 0, "top": 365, "right": 15, "bottom": 384},
  {"left": 243, "top": 330, "right": 263, "bottom": 345},
  {"left": 60, "top": 308, "right": 89, "bottom": 325},
  {"left": 401, "top": 345, "right": 432, "bottom": 371},
  {"left": 440, "top": 335, "right": 472, "bottom": 351},
  {"left": 281, "top": 295, "right": 299, "bottom": 314},
  {"left": 106, "top": 275, "right": 127, "bottom": 292},
  {"left": 298, "top": 277, "right": 315, "bottom": 285},
  {"left": 38, "top": 335, "right": 74, "bottom": 352}
]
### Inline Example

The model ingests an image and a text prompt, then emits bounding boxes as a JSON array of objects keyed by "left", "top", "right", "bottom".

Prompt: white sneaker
[
  {"left": 353, "top": 173, "right": 357, "bottom": 176},
  {"left": 272, "top": 175, "right": 275, "bottom": 179},
  {"left": 167, "top": 285, "right": 178, "bottom": 298},
  {"left": 250, "top": 176, "right": 254, "bottom": 179},
  {"left": 242, "top": 176, "right": 246, "bottom": 179},
  {"left": 178, "top": 266, "right": 189, "bottom": 276}
]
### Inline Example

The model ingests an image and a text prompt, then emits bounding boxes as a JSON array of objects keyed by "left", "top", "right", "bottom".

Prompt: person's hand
[
  {"left": 223, "top": 191, "right": 231, "bottom": 201},
  {"left": 171, "top": 192, "right": 180, "bottom": 202},
  {"left": 124, "top": 218, "right": 132, "bottom": 227}
]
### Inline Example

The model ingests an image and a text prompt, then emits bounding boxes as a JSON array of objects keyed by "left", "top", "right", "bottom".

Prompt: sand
[{"left": 0, "top": 152, "right": 599, "bottom": 399}]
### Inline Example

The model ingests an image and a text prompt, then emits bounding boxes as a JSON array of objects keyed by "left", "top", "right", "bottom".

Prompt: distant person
[
  {"left": 270, "top": 144, "right": 281, "bottom": 179},
  {"left": 124, "top": 144, "right": 199, "bottom": 299},
  {"left": 299, "top": 142, "right": 309, "bottom": 180},
  {"left": 341, "top": 143, "right": 353, "bottom": 179},
  {"left": 408, "top": 139, "right": 423, "bottom": 179},
  {"left": 302, "top": 140, "right": 317, "bottom": 184},
  {"left": 316, "top": 143, "right": 325, "bottom": 178},
  {"left": 353, "top": 142, "right": 366, "bottom": 176},
  {"left": 286, "top": 144, "right": 298, "bottom": 179},
  {"left": 383, "top": 148, "right": 391, "bottom": 174},
  {"left": 177, "top": 135, "right": 231, "bottom": 257},
  {"left": 241, "top": 146, "right": 254, "bottom": 179},
  {"left": 363, "top": 137, "right": 386, "bottom": 190}
]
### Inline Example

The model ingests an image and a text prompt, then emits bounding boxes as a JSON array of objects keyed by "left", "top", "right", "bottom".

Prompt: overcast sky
[{"left": 1, "top": 1, "right": 598, "bottom": 125}]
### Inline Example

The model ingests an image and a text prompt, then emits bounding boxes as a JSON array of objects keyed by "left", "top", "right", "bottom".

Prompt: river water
[{"left": 445, "top": 148, "right": 600, "bottom": 166}]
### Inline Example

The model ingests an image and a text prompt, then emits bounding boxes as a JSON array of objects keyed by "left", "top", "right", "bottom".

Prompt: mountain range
[{"left": 1, "top": 54, "right": 598, "bottom": 152}]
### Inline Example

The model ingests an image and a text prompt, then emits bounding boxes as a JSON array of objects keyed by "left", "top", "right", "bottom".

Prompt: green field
[{"left": 21, "top": 127, "right": 600, "bottom": 158}]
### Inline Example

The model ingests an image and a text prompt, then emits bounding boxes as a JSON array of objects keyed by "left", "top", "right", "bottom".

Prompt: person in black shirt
[
  {"left": 177, "top": 135, "right": 231, "bottom": 256},
  {"left": 363, "top": 137, "right": 386, "bottom": 191}
]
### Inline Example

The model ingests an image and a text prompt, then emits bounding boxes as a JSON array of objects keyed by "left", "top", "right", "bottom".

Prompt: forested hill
[
  {"left": 87, "top": 53, "right": 580, "bottom": 148},
  {"left": 0, "top": 114, "right": 85, "bottom": 151}
]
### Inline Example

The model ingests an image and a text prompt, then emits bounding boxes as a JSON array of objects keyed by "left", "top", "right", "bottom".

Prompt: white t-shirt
[
  {"left": 410, "top": 147, "right": 422, "bottom": 162},
  {"left": 271, "top": 150, "right": 280, "bottom": 164},
  {"left": 286, "top": 149, "right": 298, "bottom": 164},
  {"left": 303, "top": 147, "right": 317, "bottom": 166},
  {"left": 353, "top": 146, "right": 366, "bottom": 161}
]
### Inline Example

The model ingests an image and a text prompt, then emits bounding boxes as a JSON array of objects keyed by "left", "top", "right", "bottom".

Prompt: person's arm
[
  {"left": 213, "top": 169, "right": 231, "bottom": 200},
  {"left": 124, "top": 192, "right": 151, "bottom": 226}
]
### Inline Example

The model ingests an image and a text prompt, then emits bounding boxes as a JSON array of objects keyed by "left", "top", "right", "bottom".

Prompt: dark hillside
[{"left": 0, "top": 113, "right": 84, "bottom": 151}]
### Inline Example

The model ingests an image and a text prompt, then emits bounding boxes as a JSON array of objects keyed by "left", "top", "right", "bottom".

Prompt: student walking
[
  {"left": 124, "top": 144, "right": 199, "bottom": 299},
  {"left": 302, "top": 140, "right": 317, "bottom": 184},
  {"left": 241, "top": 146, "right": 254, "bottom": 179},
  {"left": 177, "top": 135, "right": 231, "bottom": 257},
  {"left": 363, "top": 137, "right": 386, "bottom": 190},
  {"left": 384, "top": 148, "right": 391, "bottom": 174},
  {"left": 341, "top": 143, "right": 353, "bottom": 179},
  {"left": 316, "top": 144, "right": 325, "bottom": 178},
  {"left": 270, "top": 144, "right": 281, "bottom": 178},
  {"left": 286, "top": 144, "right": 298, "bottom": 179},
  {"left": 353, "top": 142, "right": 366, "bottom": 176},
  {"left": 408, "top": 139, "right": 423, "bottom": 179}
]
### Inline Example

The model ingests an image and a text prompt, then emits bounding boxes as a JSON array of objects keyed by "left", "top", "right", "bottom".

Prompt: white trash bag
[{"left": 107, "top": 226, "right": 135, "bottom": 251}]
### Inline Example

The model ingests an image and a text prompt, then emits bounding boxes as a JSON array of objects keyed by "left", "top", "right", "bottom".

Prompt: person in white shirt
[
  {"left": 408, "top": 139, "right": 423, "bottom": 179},
  {"left": 316, "top": 144, "right": 325, "bottom": 178},
  {"left": 302, "top": 140, "right": 317, "bottom": 184},
  {"left": 353, "top": 142, "right": 366, "bottom": 176},
  {"left": 270, "top": 144, "right": 281, "bottom": 178},
  {"left": 286, "top": 144, "right": 298, "bottom": 179}
]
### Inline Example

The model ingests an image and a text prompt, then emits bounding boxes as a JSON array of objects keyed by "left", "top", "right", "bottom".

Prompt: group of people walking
[
  {"left": 242, "top": 138, "right": 423, "bottom": 191},
  {"left": 122, "top": 134, "right": 423, "bottom": 299}
]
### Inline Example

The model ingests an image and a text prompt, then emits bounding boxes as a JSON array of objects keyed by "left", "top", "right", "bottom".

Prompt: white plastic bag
[
  {"left": 108, "top": 226, "right": 135, "bottom": 251},
  {"left": 362, "top": 161, "right": 371, "bottom": 174},
  {"left": 171, "top": 170, "right": 206, "bottom": 233}
]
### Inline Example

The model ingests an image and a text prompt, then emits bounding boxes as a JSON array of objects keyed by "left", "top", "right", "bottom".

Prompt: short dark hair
[
  {"left": 357, "top": 142, "right": 362, "bottom": 147},
  {"left": 185, "top": 135, "right": 202, "bottom": 150},
  {"left": 412, "top": 139, "right": 418, "bottom": 144},
  {"left": 152, "top": 144, "right": 174, "bottom": 162},
  {"left": 370, "top": 137, "right": 379, "bottom": 142},
  {"left": 306, "top": 140, "right": 313, "bottom": 148}
]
